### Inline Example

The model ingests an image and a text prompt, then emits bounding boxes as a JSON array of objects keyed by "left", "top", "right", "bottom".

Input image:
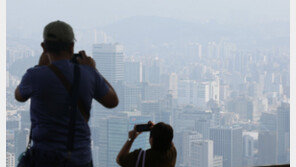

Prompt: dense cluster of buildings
[{"left": 6, "top": 40, "right": 289, "bottom": 167}]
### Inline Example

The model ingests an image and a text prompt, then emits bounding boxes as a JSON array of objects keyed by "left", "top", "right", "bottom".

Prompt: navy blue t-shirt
[{"left": 18, "top": 60, "right": 109, "bottom": 165}]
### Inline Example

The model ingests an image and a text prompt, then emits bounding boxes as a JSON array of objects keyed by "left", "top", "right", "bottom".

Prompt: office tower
[
  {"left": 276, "top": 103, "right": 290, "bottom": 164},
  {"left": 6, "top": 114, "right": 21, "bottom": 131},
  {"left": 209, "top": 79, "right": 220, "bottom": 103},
  {"left": 96, "top": 118, "right": 108, "bottom": 167},
  {"left": 92, "top": 146, "right": 99, "bottom": 166},
  {"left": 124, "top": 61, "right": 142, "bottom": 83},
  {"left": 176, "top": 109, "right": 212, "bottom": 132},
  {"left": 178, "top": 80, "right": 191, "bottom": 106},
  {"left": 197, "top": 82, "right": 210, "bottom": 108},
  {"left": 207, "top": 42, "right": 220, "bottom": 59},
  {"left": 219, "top": 84, "right": 230, "bottom": 101},
  {"left": 253, "top": 97, "right": 269, "bottom": 122},
  {"left": 189, "top": 140, "right": 214, "bottom": 167},
  {"left": 14, "top": 129, "right": 29, "bottom": 164},
  {"left": 186, "top": 42, "right": 202, "bottom": 62},
  {"left": 6, "top": 152, "right": 15, "bottom": 167},
  {"left": 260, "top": 112, "right": 277, "bottom": 131},
  {"left": 174, "top": 131, "right": 184, "bottom": 167},
  {"left": 20, "top": 110, "right": 30, "bottom": 130},
  {"left": 195, "top": 119, "right": 211, "bottom": 139},
  {"left": 141, "top": 101, "right": 160, "bottom": 115},
  {"left": 92, "top": 43, "right": 124, "bottom": 84},
  {"left": 243, "top": 135, "right": 254, "bottom": 166},
  {"left": 227, "top": 96, "right": 253, "bottom": 121},
  {"left": 234, "top": 52, "right": 247, "bottom": 73},
  {"left": 169, "top": 73, "right": 178, "bottom": 99},
  {"left": 210, "top": 127, "right": 243, "bottom": 167},
  {"left": 141, "top": 82, "right": 164, "bottom": 101},
  {"left": 181, "top": 131, "right": 203, "bottom": 166},
  {"left": 178, "top": 80, "right": 198, "bottom": 106},
  {"left": 123, "top": 83, "right": 142, "bottom": 111},
  {"left": 213, "top": 156, "right": 223, "bottom": 167},
  {"left": 142, "top": 57, "right": 160, "bottom": 84},
  {"left": 258, "top": 131, "right": 277, "bottom": 166},
  {"left": 107, "top": 115, "right": 129, "bottom": 167}
]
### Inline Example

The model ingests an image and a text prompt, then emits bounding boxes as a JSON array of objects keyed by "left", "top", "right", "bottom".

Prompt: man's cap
[{"left": 43, "top": 20, "right": 75, "bottom": 43}]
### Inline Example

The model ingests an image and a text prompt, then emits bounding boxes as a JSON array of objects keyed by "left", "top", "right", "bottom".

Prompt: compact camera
[{"left": 71, "top": 53, "right": 82, "bottom": 63}]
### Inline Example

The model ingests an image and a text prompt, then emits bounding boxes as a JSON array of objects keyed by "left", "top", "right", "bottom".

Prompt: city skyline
[{"left": 5, "top": 0, "right": 290, "bottom": 167}]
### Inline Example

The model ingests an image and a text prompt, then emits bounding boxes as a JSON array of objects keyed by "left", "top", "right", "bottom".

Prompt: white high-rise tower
[{"left": 92, "top": 43, "right": 124, "bottom": 84}]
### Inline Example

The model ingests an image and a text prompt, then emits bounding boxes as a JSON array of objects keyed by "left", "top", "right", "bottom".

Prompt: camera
[
  {"left": 135, "top": 122, "right": 153, "bottom": 132},
  {"left": 71, "top": 53, "right": 82, "bottom": 63}
]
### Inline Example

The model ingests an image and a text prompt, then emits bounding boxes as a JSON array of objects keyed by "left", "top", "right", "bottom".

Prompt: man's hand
[
  {"left": 77, "top": 50, "right": 96, "bottom": 69},
  {"left": 38, "top": 52, "right": 50, "bottom": 66}
]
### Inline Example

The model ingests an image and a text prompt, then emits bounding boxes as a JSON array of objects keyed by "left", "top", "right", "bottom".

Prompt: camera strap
[
  {"left": 48, "top": 64, "right": 89, "bottom": 122},
  {"left": 48, "top": 63, "right": 87, "bottom": 153}
]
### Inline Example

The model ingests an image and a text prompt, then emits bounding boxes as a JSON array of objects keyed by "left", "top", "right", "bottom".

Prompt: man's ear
[
  {"left": 70, "top": 42, "right": 74, "bottom": 54},
  {"left": 41, "top": 42, "right": 47, "bottom": 52}
]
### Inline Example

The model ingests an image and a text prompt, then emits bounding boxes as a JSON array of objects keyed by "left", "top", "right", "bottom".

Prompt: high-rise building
[
  {"left": 92, "top": 146, "right": 100, "bottom": 166},
  {"left": 210, "top": 127, "right": 243, "bottom": 167},
  {"left": 181, "top": 131, "right": 203, "bottom": 166},
  {"left": 260, "top": 112, "right": 277, "bottom": 131},
  {"left": 207, "top": 42, "right": 220, "bottom": 59},
  {"left": 7, "top": 114, "right": 21, "bottom": 131},
  {"left": 141, "top": 101, "right": 160, "bottom": 120},
  {"left": 209, "top": 79, "right": 220, "bottom": 103},
  {"left": 169, "top": 73, "right": 178, "bottom": 99},
  {"left": 213, "top": 156, "right": 223, "bottom": 167},
  {"left": 94, "top": 118, "right": 108, "bottom": 167},
  {"left": 6, "top": 152, "right": 15, "bottom": 167},
  {"left": 227, "top": 96, "right": 253, "bottom": 121},
  {"left": 142, "top": 57, "right": 161, "bottom": 84},
  {"left": 14, "top": 128, "right": 29, "bottom": 164},
  {"left": 197, "top": 82, "right": 210, "bottom": 108},
  {"left": 258, "top": 131, "right": 277, "bottom": 166},
  {"left": 243, "top": 135, "right": 255, "bottom": 166},
  {"left": 186, "top": 42, "right": 202, "bottom": 62},
  {"left": 276, "top": 103, "right": 290, "bottom": 164},
  {"left": 123, "top": 83, "right": 142, "bottom": 111},
  {"left": 141, "top": 82, "right": 165, "bottom": 101},
  {"left": 195, "top": 119, "right": 211, "bottom": 139},
  {"left": 178, "top": 80, "right": 198, "bottom": 106},
  {"left": 189, "top": 140, "right": 214, "bottom": 167},
  {"left": 107, "top": 115, "right": 129, "bottom": 167},
  {"left": 124, "top": 61, "right": 142, "bottom": 83},
  {"left": 92, "top": 43, "right": 124, "bottom": 84}
]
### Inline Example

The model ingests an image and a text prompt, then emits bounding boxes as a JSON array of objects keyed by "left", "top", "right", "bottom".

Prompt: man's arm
[
  {"left": 77, "top": 50, "right": 119, "bottom": 109},
  {"left": 14, "top": 86, "right": 28, "bottom": 102},
  {"left": 95, "top": 77, "right": 119, "bottom": 108}
]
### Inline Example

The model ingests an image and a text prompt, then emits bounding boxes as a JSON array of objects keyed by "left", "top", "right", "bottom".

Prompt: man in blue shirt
[{"left": 15, "top": 20, "right": 119, "bottom": 167}]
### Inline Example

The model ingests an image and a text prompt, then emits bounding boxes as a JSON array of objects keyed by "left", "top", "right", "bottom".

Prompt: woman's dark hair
[
  {"left": 150, "top": 122, "right": 174, "bottom": 152},
  {"left": 43, "top": 40, "right": 73, "bottom": 54}
]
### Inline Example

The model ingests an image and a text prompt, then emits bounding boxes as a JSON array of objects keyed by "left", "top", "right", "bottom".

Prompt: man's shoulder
[
  {"left": 25, "top": 65, "right": 50, "bottom": 76},
  {"left": 79, "top": 64, "right": 96, "bottom": 73}
]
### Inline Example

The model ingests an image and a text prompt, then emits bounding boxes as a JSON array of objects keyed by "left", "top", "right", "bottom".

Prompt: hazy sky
[{"left": 8, "top": 0, "right": 289, "bottom": 32}]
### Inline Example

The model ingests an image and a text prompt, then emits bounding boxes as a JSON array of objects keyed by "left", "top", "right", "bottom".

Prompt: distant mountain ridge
[{"left": 99, "top": 16, "right": 289, "bottom": 49}]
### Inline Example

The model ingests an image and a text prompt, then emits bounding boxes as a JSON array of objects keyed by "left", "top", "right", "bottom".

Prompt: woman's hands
[
  {"left": 128, "top": 121, "right": 155, "bottom": 141},
  {"left": 128, "top": 126, "right": 141, "bottom": 141}
]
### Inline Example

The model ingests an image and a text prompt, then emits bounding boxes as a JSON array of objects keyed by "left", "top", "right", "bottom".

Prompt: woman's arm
[{"left": 116, "top": 127, "right": 141, "bottom": 165}]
